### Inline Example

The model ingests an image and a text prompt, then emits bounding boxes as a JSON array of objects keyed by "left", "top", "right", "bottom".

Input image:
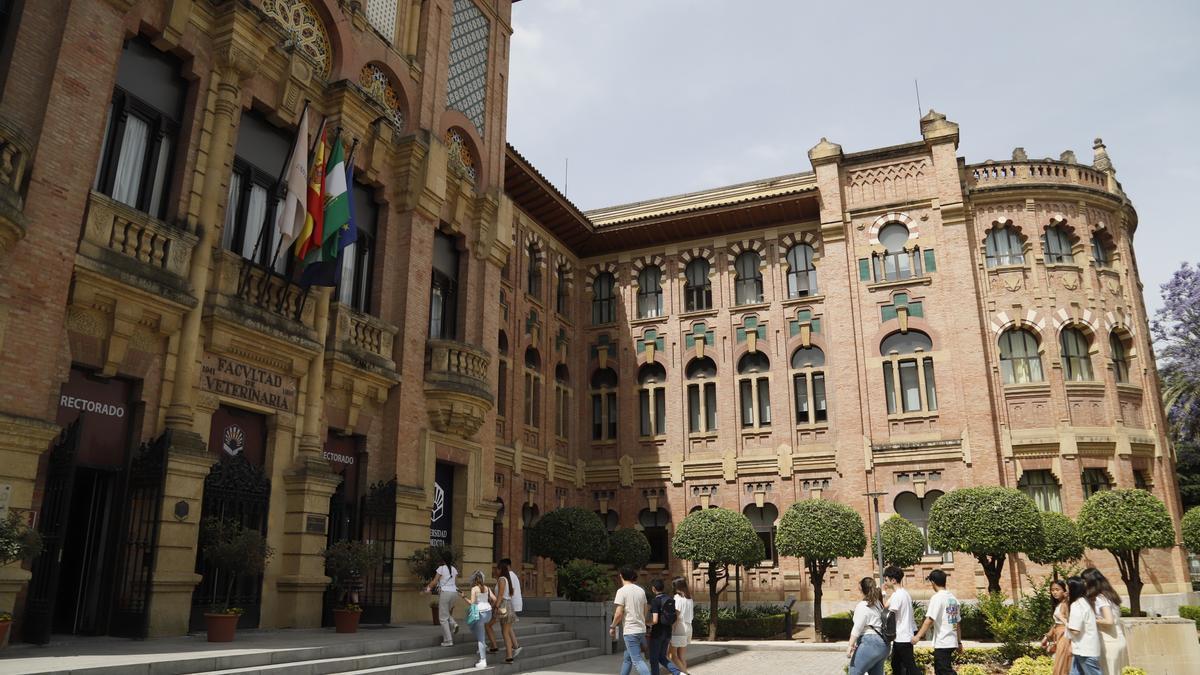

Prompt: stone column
[{"left": 0, "top": 415, "right": 59, "bottom": 616}]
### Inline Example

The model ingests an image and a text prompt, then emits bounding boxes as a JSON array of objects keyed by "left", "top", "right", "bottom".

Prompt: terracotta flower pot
[
  {"left": 333, "top": 608, "right": 362, "bottom": 634},
  {"left": 0, "top": 620, "right": 10, "bottom": 648},
  {"left": 430, "top": 603, "right": 440, "bottom": 626},
  {"left": 205, "top": 613, "right": 239, "bottom": 642}
]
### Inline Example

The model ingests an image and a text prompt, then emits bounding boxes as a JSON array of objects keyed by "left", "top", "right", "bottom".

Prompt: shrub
[
  {"left": 606, "top": 528, "right": 651, "bottom": 569},
  {"left": 528, "top": 507, "right": 608, "bottom": 566},
  {"left": 1182, "top": 506, "right": 1200, "bottom": 554},
  {"left": 200, "top": 518, "right": 273, "bottom": 613},
  {"left": 1008, "top": 655, "right": 1054, "bottom": 675},
  {"left": 671, "top": 508, "right": 764, "bottom": 641},
  {"left": 873, "top": 515, "right": 926, "bottom": 569},
  {"left": 1179, "top": 605, "right": 1200, "bottom": 629},
  {"left": 955, "top": 666, "right": 988, "bottom": 675},
  {"left": 322, "top": 540, "right": 386, "bottom": 607},
  {"left": 977, "top": 591, "right": 1029, "bottom": 663},
  {"left": 1019, "top": 574, "right": 1059, "bottom": 640},
  {"left": 1077, "top": 489, "right": 1175, "bottom": 616},
  {"left": 1027, "top": 511, "right": 1084, "bottom": 568},
  {"left": 928, "top": 486, "right": 1044, "bottom": 593},
  {"left": 556, "top": 559, "right": 614, "bottom": 602},
  {"left": 406, "top": 544, "right": 460, "bottom": 582},
  {"left": 1121, "top": 668, "right": 1149, "bottom": 675},
  {"left": 776, "top": 499, "right": 865, "bottom": 640},
  {"left": 821, "top": 611, "right": 853, "bottom": 640},
  {"left": 690, "top": 605, "right": 793, "bottom": 638},
  {"left": 0, "top": 510, "right": 42, "bottom": 566}
]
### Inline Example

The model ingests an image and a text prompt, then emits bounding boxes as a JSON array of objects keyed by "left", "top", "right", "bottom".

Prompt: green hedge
[
  {"left": 691, "top": 605, "right": 794, "bottom": 638},
  {"left": 1180, "top": 605, "right": 1200, "bottom": 629}
]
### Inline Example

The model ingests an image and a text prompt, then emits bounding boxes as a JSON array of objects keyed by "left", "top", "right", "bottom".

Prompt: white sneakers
[
  {"left": 474, "top": 659, "right": 487, "bottom": 669},
  {"left": 512, "top": 646, "right": 523, "bottom": 658},
  {"left": 440, "top": 640, "right": 454, "bottom": 647}
]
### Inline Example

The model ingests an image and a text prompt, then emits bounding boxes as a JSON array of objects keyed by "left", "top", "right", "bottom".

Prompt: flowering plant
[{"left": 0, "top": 511, "right": 42, "bottom": 566}]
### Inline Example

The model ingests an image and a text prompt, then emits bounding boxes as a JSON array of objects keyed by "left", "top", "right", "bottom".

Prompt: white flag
[{"left": 274, "top": 107, "right": 309, "bottom": 250}]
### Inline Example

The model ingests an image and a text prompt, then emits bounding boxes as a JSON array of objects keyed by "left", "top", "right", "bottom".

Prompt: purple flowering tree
[{"left": 1153, "top": 262, "right": 1200, "bottom": 442}]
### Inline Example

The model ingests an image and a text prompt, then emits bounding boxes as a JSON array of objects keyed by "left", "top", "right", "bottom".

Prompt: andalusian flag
[
  {"left": 294, "top": 125, "right": 327, "bottom": 263},
  {"left": 319, "top": 137, "right": 349, "bottom": 261}
]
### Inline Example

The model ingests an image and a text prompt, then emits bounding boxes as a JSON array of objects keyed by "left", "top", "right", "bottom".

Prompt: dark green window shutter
[
  {"left": 924, "top": 249, "right": 937, "bottom": 272},
  {"left": 858, "top": 258, "right": 871, "bottom": 281}
]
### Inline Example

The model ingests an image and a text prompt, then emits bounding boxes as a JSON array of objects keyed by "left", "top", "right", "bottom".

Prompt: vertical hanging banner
[{"left": 430, "top": 462, "right": 454, "bottom": 547}]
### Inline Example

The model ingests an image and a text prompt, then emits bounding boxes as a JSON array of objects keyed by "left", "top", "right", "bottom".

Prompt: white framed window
[
  {"left": 637, "top": 266, "right": 663, "bottom": 319},
  {"left": 590, "top": 368, "right": 618, "bottom": 441},
  {"left": 999, "top": 328, "right": 1044, "bottom": 384},
  {"left": 737, "top": 352, "right": 771, "bottom": 428},
  {"left": 1060, "top": 327, "right": 1094, "bottom": 382},
  {"left": 734, "top": 251, "right": 763, "bottom": 305},
  {"left": 685, "top": 357, "right": 717, "bottom": 433},
  {"left": 1018, "top": 470, "right": 1063, "bottom": 512},
  {"left": 985, "top": 226, "right": 1025, "bottom": 267},
  {"left": 684, "top": 258, "right": 712, "bottom": 311},
  {"left": 881, "top": 331, "right": 937, "bottom": 414},
  {"left": 638, "top": 362, "right": 667, "bottom": 437},
  {"left": 785, "top": 244, "right": 818, "bottom": 297},
  {"left": 791, "top": 346, "right": 827, "bottom": 424},
  {"left": 1042, "top": 225, "right": 1075, "bottom": 264}
]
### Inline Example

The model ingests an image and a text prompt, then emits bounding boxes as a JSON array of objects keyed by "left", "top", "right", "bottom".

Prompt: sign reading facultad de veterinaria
[
  {"left": 200, "top": 354, "right": 297, "bottom": 412},
  {"left": 430, "top": 462, "right": 454, "bottom": 547}
]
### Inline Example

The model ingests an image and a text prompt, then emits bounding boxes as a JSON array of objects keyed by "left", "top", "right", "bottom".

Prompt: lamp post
[{"left": 864, "top": 490, "right": 887, "bottom": 583}]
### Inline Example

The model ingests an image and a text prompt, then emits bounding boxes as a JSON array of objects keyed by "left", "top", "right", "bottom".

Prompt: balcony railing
[
  {"left": 0, "top": 115, "right": 31, "bottom": 252},
  {"left": 424, "top": 339, "right": 493, "bottom": 439},
  {"left": 210, "top": 249, "right": 316, "bottom": 331},
  {"left": 966, "top": 160, "right": 1115, "bottom": 194},
  {"left": 327, "top": 302, "right": 398, "bottom": 374},
  {"left": 80, "top": 191, "right": 196, "bottom": 278}
]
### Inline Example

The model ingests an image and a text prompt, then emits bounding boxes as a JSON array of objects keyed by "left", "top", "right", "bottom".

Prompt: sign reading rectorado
[{"left": 201, "top": 354, "right": 297, "bottom": 412}]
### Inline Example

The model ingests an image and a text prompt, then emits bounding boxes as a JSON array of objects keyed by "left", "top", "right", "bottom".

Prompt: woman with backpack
[
  {"left": 669, "top": 578, "right": 694, "bottom": 675},
  {"left": 847, "top": 577, "right": 889, "bottom": 675},
  {"left": 464, "top": 571, "right": 496, "bottom": 670}
]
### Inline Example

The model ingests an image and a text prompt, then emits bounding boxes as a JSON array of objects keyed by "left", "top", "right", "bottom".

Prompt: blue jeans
[
  {"left": 849, "top": 634, "right": 888, "bottom": 675},
  {"left": 1072, "top": 655, "right": 1102, "bottom": 675},
  {"left": 620, "top": 633, "right": 651, "bottom": 675},
  {"left": 649, "top": 632, "right": 681, "bottom": 675},
  {"left": 470, "top": 608, "right": 492, "bottom": 661}
]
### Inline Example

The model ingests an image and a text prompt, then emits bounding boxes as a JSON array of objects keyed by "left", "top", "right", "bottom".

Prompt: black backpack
[
  {"left": 658, "top": 595, "right": 677, "bottom": 629},
  {"left": 879, "top": 605, "right": 897, "bottom": 644}
]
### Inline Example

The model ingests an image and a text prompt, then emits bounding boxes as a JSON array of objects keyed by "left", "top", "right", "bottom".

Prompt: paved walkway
[
  {"left": 690, "top": 649, "right": 847, "bottom": 674},
  {"left": 518, "top": 644, "right": 732, "bottom": 675}
]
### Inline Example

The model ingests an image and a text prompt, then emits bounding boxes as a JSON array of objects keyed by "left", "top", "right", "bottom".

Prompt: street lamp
[{"left": 863, "top": 490, "right": 887, "bottom": 584}]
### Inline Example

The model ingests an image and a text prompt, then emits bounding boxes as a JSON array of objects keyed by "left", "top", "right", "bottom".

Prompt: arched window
[
  {"left": 1082, "top": 468, "right": 1111, "bottom": 498},
  {"left": 1018, "top": 470, "right": 1062, "bottom": 513},
  {"left": 521, "top": 503, "right": 540, "bottom": 563},
  {"left": 638, "top": 362, "right": 667, "bottom": 437},
  {"left": 429, "top": 231, "right": 460, "bottom": 339},
  {"left": 1109, "top": 332, "right": 1130, "bottom": 383},
  {"left": 785, "top": 244, "right": 818, "bottom": 298},
  {"left": 637, "top": 266, "right": 663, "bottom": 319},
  {"left": 737, "top": 352, "right": 772, "bottom": 428},
  {"left": 1091, "top": 232, "right": 1112, "bottom": 268},
  {"left": 591, "top": 368, "right": 618, "bottom": 441},
  {"left": 597, "top": 510, "right": 619, "bottom": 532},
  {"left": 554, "top": 364, "right": 570, "bottom": 439},
  {"left": 493, "top": 499, "right": 505, "bottom": 563},
  {"left": 791, "top": 346, "right": 827, "bottom": 425},
  {"left": 684, "top": 258, "right": 712, "bottom": 312},
  {"left": 523, "top": 348, "right": 542, "bottom": 427},
  {"left": 881, "top": 331, "right": 937, "bottom": 414},
  {"left": 592, "top": 272, "right": 615, "bottom": 325},
  {"left": 998, "top": 328, "right": 1044, "bottom": 384},
  {"left": 984, "top": 226, "right": 1025, "bottom": 267},
  {"left": 555, "top": 265, "right": 569, "bottom": 314},
  {"left": 1060, "top": 327, "right": 1094, "bottom": 382},
  {"left": 526, "top": 241, "right": 542, "bottom": 298},
  {"left": 873, "top": 223, "right": 923, "bottom": 282},
  {"left": 639, "top": 509, "right": 671, "bottom": 565},
  {"left": 743, "top": 503, "right": 779, "bottom": 567},
  {"left": 895, "top": 490, "right": 946, "bottom": 559},
  {"left": 497, "top": 331, "right": 509, "bottom": 420},
  {"left": 685, "top": 357, "right": 718, "bottom": 433},
  {"left": 1042, "top": 225, "right": 1074, "bottom": 264},
  {"left": 734, "top": 251, "right": 763, "bottom": 305}
]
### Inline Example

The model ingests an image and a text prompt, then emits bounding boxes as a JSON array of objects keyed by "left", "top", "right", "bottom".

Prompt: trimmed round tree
[
  {"left": 776, "top": 499, "right": 866, "bottom": 641},
  {"left": 606, "top": 527, "right": 652, "bottom": 570},
  {"left": 1183, "top": 506, "right": 1200, "bottom": 554},
  {"left": 928, "top": 487, "right": 1043, "bottom": 593},
  {"left": 527, "top": 507, "right": 608, "bottom": 566},
  {"left": 872, "top": 515, "right": 926, "bottom": 569},
  {"left": 1077, "top": 489, "right": 1176, "bottom": 616},
  {"left": 671, "top": 508, "right": 764, "bottom": 641},
  {"left": 1027, "top": 511, "right": 1084, "bottom": 576}
]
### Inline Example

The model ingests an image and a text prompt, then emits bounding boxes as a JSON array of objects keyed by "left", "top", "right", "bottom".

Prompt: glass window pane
[
  {"left": 757, "top": 378, "right": 771, "bottom": 426},
  {"left": 240, "top": 184, "right": 269, "bottom": 260},
  {"left": 222, "top": 173, "right": 242, "bottom": 251},
  {"left": 607, "top": 392, "right": 617, "bottom": 439},
  {"left": 338, "top": 241, "right": 357, "bottom": 305},
  {"left": 704, "top": 383, "right": 717, "bottom": 431},
  {"left": 899, "top": 360, "right": 920, "bottom": 412},
  {"left": 639, "top": 389, "right": 651, "bottom": 437},
  {"left": 923, "top": 358, "right": 938, "bottom": 411},
  {"left": 794, "top": 373, "right": 809, "bottom": 423},
  {"left": 112, "top": 115, "right": 150, "bottom": 207},
  {"left": 688, "top": 383, "right": 700, "bottom": 433},
  {"left": 147, "top": 133, "right": 172, "bottom": 217},
  {"left": 740, "top": 379, "right": 754, "bottom": 427},
  {"left": 592, "top": 394, "right": 602, "bottom": 440},
  {"left": 813, "top": 372, "right": 827, "bottom": 422},
  {"left": 878, "top": 223, "right": 910, "bottom": 251},
  {"left": 94, "top": 104, "right": 115, "bottom": 191},
  {"left": 883, "top": 362, "right": 896, "bottom": 414},
  {"left": 655, "top": 389, "right": 666, "bottom": 435},
  {"left": 497, "top": 362, "right": 507, "bottom": 417}
]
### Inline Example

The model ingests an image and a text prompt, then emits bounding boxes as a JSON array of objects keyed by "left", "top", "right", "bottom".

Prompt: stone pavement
[{"left": 517, "top": 642, "right": 851, "bottom": 675}]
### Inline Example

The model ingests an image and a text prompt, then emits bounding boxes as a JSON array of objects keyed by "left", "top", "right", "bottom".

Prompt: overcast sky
[{"left": 506, "top": 0, "right": 1200, "bottom": 318}]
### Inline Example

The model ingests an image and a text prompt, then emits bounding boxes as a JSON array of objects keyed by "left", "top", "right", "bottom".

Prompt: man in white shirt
[
  {"left": 912, "top": 569, "right": 960, "bottom": 675},
  {"left": 609, "top": 566, "right": 651, "bottom": 675},
  {"left": 1065, "top": 576, "right": 1103, "bottom": 675},
  {"left": 883, "top": 566, "right": 919, "bottom": 675}
]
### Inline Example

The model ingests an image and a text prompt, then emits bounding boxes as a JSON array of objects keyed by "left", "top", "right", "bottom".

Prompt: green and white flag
[{"left": 320, "top": 136, "right": 349, "bottom": 262}]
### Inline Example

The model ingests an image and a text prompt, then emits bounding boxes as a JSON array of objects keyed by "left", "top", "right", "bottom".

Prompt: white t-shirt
[
  {"left": 472, "top": 586, "right": 494, "bottom": 610},
  {"left": 1093, "top": 595, "right": 1125, "bottom": 639},
  {"left": 614, "top": 583, "right": 648, "bottom": 635},
  {"left": 672, "top": 595, "right": 694, "bottom": 636},
  {"left": 887, "top": 587, "right": 916, "bottom": 642},
  {"left": 925, "top": 589, "right": 961, "bottom": 649},
  {"left": 1067, "top": 597, "right": 1101, "bottom": 657},
  {"left": 508, "top": 571, "right": 524, "bottom": 612},
  {"left": 435, "top": 565, "right": 457, "bottom": 593},
  {"left": 850, "top": 601, "right": 884, "bottom": 642}
]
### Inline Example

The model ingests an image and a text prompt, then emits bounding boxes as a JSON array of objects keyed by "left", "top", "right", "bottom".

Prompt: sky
[{"left": 506, "top": 0, "right": 1200, "bottom": 318}]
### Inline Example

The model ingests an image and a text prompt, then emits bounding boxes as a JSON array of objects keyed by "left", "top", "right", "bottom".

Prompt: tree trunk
[
  {"left": 807, "top": 559, "right": 827, "bottom": 642},
  {"left": 976, "top": 553, "right": 1006, "bottom": 594},
  {"left": 1113, "top": 550, "right": 1143, "bottom": 617},
  {"left": 707, "top": 565, "right": 720, "bottom": 641}
]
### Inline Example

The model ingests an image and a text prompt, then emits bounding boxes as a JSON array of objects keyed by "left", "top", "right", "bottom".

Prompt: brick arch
[
  {"left": 778, "top": 231, "right": 823, "bottom": 261},
  {"left": 982, "top": 216, "right": 1032, "bottom": 247},
  {"left": 871, "top": 319, "right": 942, "bottom": 352},
  {"left": 1103, "top": 309, "right": 1139, "bottom": 357},
  {"left": 989, "top": 309, "right": 1048, "bottom": 337},
  {"left": 630, "top": 254, "right": 666, "bottom": 277},
  {"left": 732, "top": 342, "right": 773, "bottom": 369},
  {"left": 868, "top": 211, "right": 919, "bottom": 245},
  {"left": 553, "top": 252, "right": 574, "bottom": 286},
  {"left": 1043, "top": 214, "right": 1084, "bottom": 247},
  {"left": 785, "top": 332, "right": 830, "bottom": 359},
  {"left": 1051, "top": 308, "right": 1098, "bottom": 335},
  {"left": 522, "top": 231, "right": 546, "bottom": 270},
  {"left": 727, "top": 240, "right": 767, "bottom": 270},
  {"left": 677, "top": 248, "right": 715, "bottom": 277},
  {"left": 585, "top": 262, "right": 619, "bottom": 286}
]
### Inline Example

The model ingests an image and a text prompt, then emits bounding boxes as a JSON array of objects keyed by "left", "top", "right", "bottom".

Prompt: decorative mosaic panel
[
  {"left": 359, "top": 63, "right": 405, "bottom": 131},
  {"left": 447, "top": 0, "right": 489, "bottom": 134},
  {"left": 445, "top": 129, "right": 477, "bottom": 181},
  {"left": 262, "top": 0, "right": 332, "bottom": 77},
  {"left": 365, "top": 0, "right": 398, "bottom": 43}
]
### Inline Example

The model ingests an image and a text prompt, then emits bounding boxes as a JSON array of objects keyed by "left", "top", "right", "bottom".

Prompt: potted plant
[
  {"left": 406, "top": 544, "right": 459, "bottom": 626},
  {"left": 322, "top": 540, "right": 386, "bottom": 633},
  {"left": 0, "top": 510, "right": 42, "bottom": 648},
  {"left": 199, "top": 517, "right": 273, "bottom": 642}
]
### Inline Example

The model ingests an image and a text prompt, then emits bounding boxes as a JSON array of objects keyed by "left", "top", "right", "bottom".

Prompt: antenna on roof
[
  {"left": 914, "top": 79, "right": 922, "bottom": 120},
  {"left": 564, "top": 157, "right": 569, "bottom": 197}
]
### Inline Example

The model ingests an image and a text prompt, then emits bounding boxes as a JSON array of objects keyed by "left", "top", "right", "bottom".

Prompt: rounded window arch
[
  {"left": 685, "top": 357, "right": 717, "bottom": 434},
  {"left": 873, "top": 222, "right": 921, "bottom": 282},
  {"left": 638, "top": 362, "right": 667, "bottom": 384},
  {"left": 737, "top": 351, "right": 771, "bottom": 374},
  {"left": 894, "top": 489, "right": 946, "bottom": 558},
  {"left": 1109, "top": 330, "right": 1131, "bottom": 383},
  {"left": 590, "top": 367, "right": 618, "bottom": 441},
  {"left": 555, "top": 363, "right": 569, "bottom": 383},
  {"left": 684, "top": 258, "right": 712, "bottom": 311},
  {"left": 1018, "top": 470, "right": 1062, "bottom": 512},
  {"left": 524, "top": 347, "right": 541, "bottom": 370},
  {"left": 734, "top": 251, "right": 763, "bottom": 305},
  {"left": 445, "top": 127, "right": 480, "bottom": 183},
  {"left": 998, "top": 328, "right": 1044, "bottom": 384},
  {"left": 637, "top": 266, "right": 663, "bottom": 318},
  {"left": 743, "top": 503, "right": 780, "bottom": 566},
  {"left": 597, "top": 509, "right": 619, "bottom": 532},
  {"left": 525, "top": 241, "right": 543, "bottom": 298},
  {"left": 1042, "top": 223, "right": 1075, "bottom": 264},
  {"left": 737, "top": 352, "right": 771, "bottom": 428},
  {"left": 785, "top": 244, "right": 817, "bottom": 298},
  {"left": 791, "top": 346, "right": 827, "bottom": 424},
  {"left": 985, "top": 224, "right": 1025, "bottom": 267},
  {"left": 880, "top": 331, "right": 937, "bottom": 414},
  {"left": 638, "top": 509, "right": 671, "bottom": 565},
  {"left": 1060, "top": 326, "right": 1094, "bottom": 381},
  {"left": 878, "top": 222, "right": 910, "bottom": 251},
  {"left": 638, "top": 362, "right": 667, "bottom": 437},
  {"left": 592, "top": 272, "right": 616, "bottom": 325},
  {"left": 591, "top": 367, "right": 618, "bottom": 389},
  {"left": 498, "top": 330, "right": 509, "bottom": 355},
  {"left": 496, "top": 331, "right": 510, "bottom": 419},
  {"left": 1091, "top": 230, "right": 1114, "bottom": 268}
]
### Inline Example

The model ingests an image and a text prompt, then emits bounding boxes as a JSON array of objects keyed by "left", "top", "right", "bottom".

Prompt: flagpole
[{"left": 259, "top": 102, "right": 317, "bottom": 277}]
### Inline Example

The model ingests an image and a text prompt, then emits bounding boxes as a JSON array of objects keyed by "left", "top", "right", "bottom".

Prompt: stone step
[{"left": 380, "top": 647, "right": 602, "bottom": 675}]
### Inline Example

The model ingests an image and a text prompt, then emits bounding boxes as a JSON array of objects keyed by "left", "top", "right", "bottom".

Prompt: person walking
[
  {"left": 649, "top": 578, "right": 682, "bottom": 675},
  {"left": 490, "top": 559, "right": 523, "bottom": 664},
  {"left": 424, "top": 550, "right": 460, "bottom": 647},
  {"left": 1065, "top": 576, "right": 1103, "bottom": 675},
  {"left": 847, "top": 577, "right": 889, "bottom": 675},
  {"left": 1081, "top": 568, "right": 1128, "bottom": 674},
  {"left": 465, "top": 571, "right": 496, "bottom": 669},
  {"left": 883, "top": 566, "right": 918, "bottom": 675},
  {"left": 609, "top": 565, "right": 651, "bottom": 675},
  {"left": 1040, "top": 579, "right": 1072, "bottom": 675},
  {"left": 912, "top": 569, "right": 961, "bottom": 675},
  {"left": 668, "top": 577, "right": 693, "bottom": 675}
]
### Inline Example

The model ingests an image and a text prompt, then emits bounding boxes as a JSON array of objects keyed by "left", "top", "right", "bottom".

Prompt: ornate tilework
[
  {"left": 359, "top": 63, "right": 405, "bottom": 131},
  {"left": 263, "top": 0, "right": 332, "bottom": 77},
  {"left": 364, "top": 0, "right": 398, "bottom": 43},
  {"left": 445, "top": 129, "right": 477, "bottom": 182},
  {"left": 447, "top": 0, "right": 489, "bottom": 134}
]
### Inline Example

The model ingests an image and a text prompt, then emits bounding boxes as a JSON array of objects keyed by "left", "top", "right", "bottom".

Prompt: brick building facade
[{"left": 0, "top": 0, "right": 1187, "bottom": 642}]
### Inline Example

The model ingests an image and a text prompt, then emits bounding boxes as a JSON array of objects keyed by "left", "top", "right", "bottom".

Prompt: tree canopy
[
  {"left": 1153, "top": 261, "right": 1200, "bottom": 443},
  {"left": 927, "top": 487, "right": 1043, "bottom": 593},
  {"left": 606, "top": 527, "right": 652, "bottom": 569},
  {"left": 776, "top": 499, "right": 865, "bottom": 640},
  {"left": 1026, "top": 510, "right": 1084, "bottom": 567},
  {"left": 527, "top": 507, "right": 608, "bottom": 566},
  {"left": 671, "top": 507, "right": 764, "bottom": 568},
  {"left": 1182, "top": 506, "right": 1200, "bottom": 554},
  {"left": 873, "top": 515, "right": 926, "bottom": 569},
  {"left": 1077, "top": 489, "right": 1176, "bottom": 616}
]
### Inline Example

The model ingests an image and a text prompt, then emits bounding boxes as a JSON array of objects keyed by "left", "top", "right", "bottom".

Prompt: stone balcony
[
  {"left": 77, "top": 191, "right": 198, "bottom": 299},
  {"left": 424, "top": 338, "right": 493, "bottom": 440},
  {"left": 964, "top": 158, "right": 1121, "bottom": 197},
  {"left": 205, "top": 249, "right": 320, "bottom": 353},
  {"left": 0, "top": 116, "right": 31, "bottom": 255},
  {"left": 326, "top": 302, "right": 399, "bottom": 380}
]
